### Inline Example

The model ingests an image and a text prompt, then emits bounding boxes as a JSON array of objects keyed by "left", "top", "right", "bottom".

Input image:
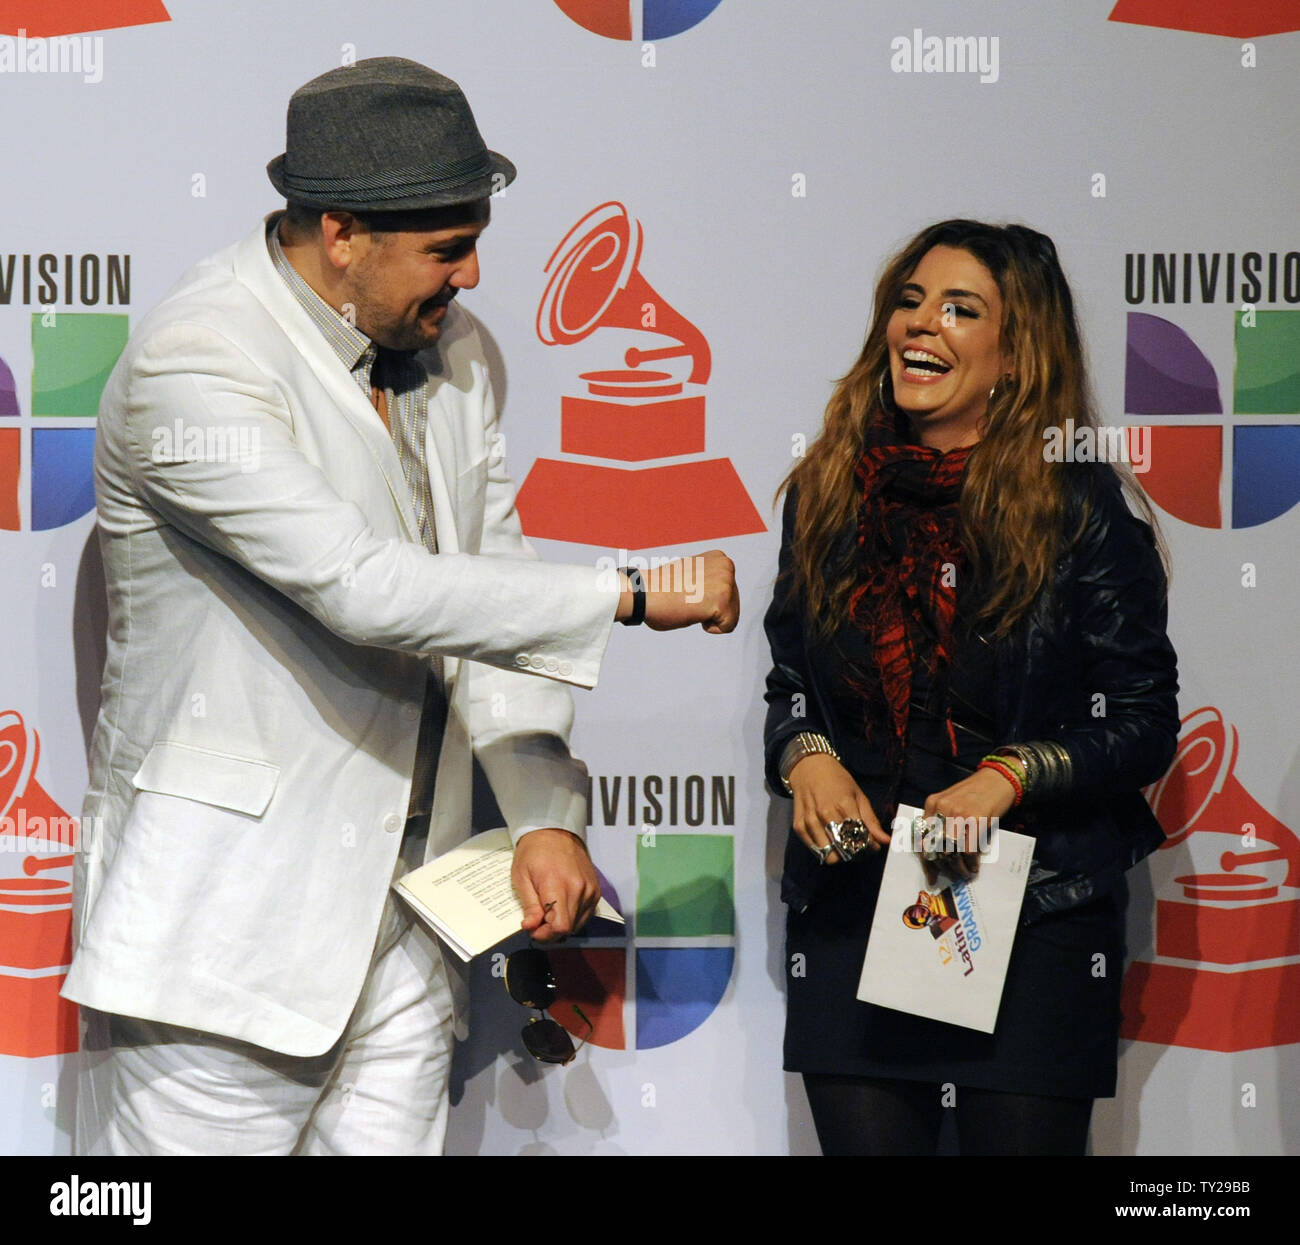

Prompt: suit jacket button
[
  {"left": 529, "top": 655, "right": 545, "bottom": 670},
  {"left": 514, "top": 654, "right": 530, "bottom": 668},
  {"left": 403, "top": 703, "right": 420, "bottom": 720},
  {"left": 545, "top": 658, "right": 559, "bottom": 672},
  {"left": 383, "top": 813, "right": 403, "bottom": 834},
  {"left": 559, "top": 661, "right": 573, "bottom": 676}
]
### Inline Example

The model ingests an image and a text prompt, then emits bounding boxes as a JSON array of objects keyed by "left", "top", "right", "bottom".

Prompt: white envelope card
[{"left": 856, "top": 804, "right": 1035, "bottom": 1033}]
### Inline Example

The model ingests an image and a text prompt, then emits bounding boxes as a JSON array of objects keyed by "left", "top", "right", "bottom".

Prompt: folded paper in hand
[{"left": 394, "top": 827, "right": 623, "bottom": 961}]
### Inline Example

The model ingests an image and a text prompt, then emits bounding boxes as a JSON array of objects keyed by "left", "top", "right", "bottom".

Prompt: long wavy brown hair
[{"left": 780, "top": 218, "right": 1163, "bottom": 636}]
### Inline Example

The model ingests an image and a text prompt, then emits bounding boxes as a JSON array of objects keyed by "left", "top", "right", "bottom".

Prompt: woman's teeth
[{"left": 902, "top": 349, "right": 951, "bottom": 376}]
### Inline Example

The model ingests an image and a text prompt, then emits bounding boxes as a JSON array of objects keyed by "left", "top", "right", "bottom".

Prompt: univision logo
[
  {"left": 1124, "top": 309, "right": 1300, "bottom": 529},
  {"left": 0, "top": 312, "right": 128, "bottom": 531},
  {"left": 549, "top": 833, "right": 735, "bottom": 1050},
  {"left": 551, "top": 0, "right": 723, "bottom": 41}
]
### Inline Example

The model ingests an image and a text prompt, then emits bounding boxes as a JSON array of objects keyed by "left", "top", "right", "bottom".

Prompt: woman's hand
[
  {"left": 788, "top": 754, "right": 889, "bottom": 864},
  {"left": 920, "top": 767, "right": 1017, "bottom": 882}
]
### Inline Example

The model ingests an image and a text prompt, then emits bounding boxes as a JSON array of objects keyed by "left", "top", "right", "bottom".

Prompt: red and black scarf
[{"left": 847, "top": 412, "right": 974, "bottom": 773}]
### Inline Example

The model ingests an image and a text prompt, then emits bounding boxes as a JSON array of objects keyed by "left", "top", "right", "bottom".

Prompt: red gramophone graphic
[
  {"left": 516, "top": 201, "right": 765, "bottom": 549},
  {"left": 1121, "top": 706, "right": 1300, "bottom": 1051},
  {"left": 0, "top": 1, "right": 171, "bottom": 37},
  {"left": 1108, "top": 0, "right": 1299, "bottom": 39},
  {"left": 0, "top": 709, "right": 79, "bottom": 1057}
]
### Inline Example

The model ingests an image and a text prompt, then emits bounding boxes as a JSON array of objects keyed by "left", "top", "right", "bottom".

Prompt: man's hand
[
  {"left": 512, "top": 827, "right": 601, "bottom": 943},
  {"left": 617, "top": 550, "right": 739, "bottom": 634}
]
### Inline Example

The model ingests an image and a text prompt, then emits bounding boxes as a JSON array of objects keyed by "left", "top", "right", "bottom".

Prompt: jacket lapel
[
  {"left": 232, "top": 216, "right": 420, "bottom": 543},
  {"left": 419, "top": 347, "right": 461, "bottom": 557}
]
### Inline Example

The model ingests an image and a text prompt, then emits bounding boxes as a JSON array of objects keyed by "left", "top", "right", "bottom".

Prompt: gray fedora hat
[{"left": 267, "top": 57, "right": 516, "bottom": 211}]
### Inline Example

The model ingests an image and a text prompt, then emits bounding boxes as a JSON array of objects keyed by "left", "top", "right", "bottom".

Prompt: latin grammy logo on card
[
  {"left": 0, "top": 709, "right": 79, "bottom": 1058},
  {"left": 903, "top": 882, "right": 981, "bottom": 976},
  {"left": 1121, "top": 707, "right": 1300, "bottom": 1051},
  {"left": 903, "top": 888, "right": 959, "bottom": 937},
  {"left": 516, "top": 201, "right": 764, "bottom": 550}
]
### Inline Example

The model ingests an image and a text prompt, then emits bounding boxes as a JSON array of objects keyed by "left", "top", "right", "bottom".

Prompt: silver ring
[
  {"left": 913, "top": 813, "right": 947, "bottom": 863},
  {"left": 815, "top": 842, "right": 834, "bottom": 864},
  {"left": 825, "top": 818, "right": 871, "bottom": 861}
]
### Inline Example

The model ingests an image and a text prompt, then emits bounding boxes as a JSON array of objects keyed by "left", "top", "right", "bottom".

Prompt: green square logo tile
[
  {"left": 1234, "top": 309, "right": 1300, "bottom": 414},
  {"left": 31, "top": 312, "right": 129, "bottom": 417},
  {"left": 636, "top": 834, "right": 734, "bottom": 937}
]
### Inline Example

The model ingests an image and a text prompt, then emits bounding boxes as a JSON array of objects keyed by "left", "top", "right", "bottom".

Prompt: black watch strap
[{"left": 618, "top": 566, "right": 646, "bottom": 626}]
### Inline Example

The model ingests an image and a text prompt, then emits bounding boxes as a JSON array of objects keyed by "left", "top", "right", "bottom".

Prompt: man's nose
[{"left": 452, "top": 248, "right": 480, "bottom": 290}]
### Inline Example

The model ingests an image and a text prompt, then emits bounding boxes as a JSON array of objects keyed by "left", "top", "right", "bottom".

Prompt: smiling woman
[
  {"left": 762, "top": 219, "right": 1179, "bottom": 1157},
  {"left": 886, "top": 245, "right": 1008, "bottom": 452}
]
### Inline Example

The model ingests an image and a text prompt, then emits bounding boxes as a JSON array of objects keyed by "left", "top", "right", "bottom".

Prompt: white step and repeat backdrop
[{"left": 1, "top": 1, "right": 1296, "bottom": 1155}]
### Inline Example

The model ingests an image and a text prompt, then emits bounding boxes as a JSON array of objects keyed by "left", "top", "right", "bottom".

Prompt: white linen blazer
[{"left": 63, "top": 216, "right": 617, "bottom": 1056}]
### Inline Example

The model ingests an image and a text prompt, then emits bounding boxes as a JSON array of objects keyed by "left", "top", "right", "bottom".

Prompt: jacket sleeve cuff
[{"left": 473, "top": 732, "right": 589, "bottom": 844}]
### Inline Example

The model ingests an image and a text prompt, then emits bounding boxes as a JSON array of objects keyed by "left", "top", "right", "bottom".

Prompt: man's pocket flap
[{"left": 132, "top": 741, "right": 279, "bottom": 817}]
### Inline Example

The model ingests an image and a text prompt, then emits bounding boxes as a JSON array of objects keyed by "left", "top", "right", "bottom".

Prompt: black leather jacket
[{"left": 763, "top": 463, "right": 1180, "bottom": 922}]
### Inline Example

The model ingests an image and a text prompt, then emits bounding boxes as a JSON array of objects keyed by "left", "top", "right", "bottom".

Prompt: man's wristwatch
[
  {"left": 779, "top": 732, "right": 840, "bottom": 793},
  {"left": 618, "top": 566, "right": 646, "bottom": 626}
]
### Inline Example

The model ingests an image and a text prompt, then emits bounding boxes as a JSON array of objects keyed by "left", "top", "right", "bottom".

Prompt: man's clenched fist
[{"left": 617, "top": 549, "right": 739, "bottom": 634}]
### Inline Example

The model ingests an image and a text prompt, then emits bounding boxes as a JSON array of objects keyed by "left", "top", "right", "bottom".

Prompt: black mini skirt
[{"left": 783, "top": 843, "right": 1127, "bottom": 1100}]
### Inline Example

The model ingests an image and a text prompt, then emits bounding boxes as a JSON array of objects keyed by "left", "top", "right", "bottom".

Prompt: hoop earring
[
  {"left": 878, "top": 369, "right": 899, "bottom": 416},
  {"left": 987, "top": 374, "right": 1014, "bottom": 408}
]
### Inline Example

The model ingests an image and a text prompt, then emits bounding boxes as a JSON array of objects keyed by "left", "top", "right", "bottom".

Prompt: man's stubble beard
[{"left": 344, "top": 254, "right": 438, "bottom": 354}]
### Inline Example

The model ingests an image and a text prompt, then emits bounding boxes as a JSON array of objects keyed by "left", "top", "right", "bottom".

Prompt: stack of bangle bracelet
[
  {"left": 778, "top": 732, "right": 840, "bottom": 794},
  {"left": 977, "top": 741, "right": 1073, "bottom": 804}
]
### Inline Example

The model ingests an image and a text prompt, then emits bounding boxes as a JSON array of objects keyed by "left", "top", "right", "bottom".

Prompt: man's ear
[{"left": 321, "top": 212, "right": 362, "bottom": 271}]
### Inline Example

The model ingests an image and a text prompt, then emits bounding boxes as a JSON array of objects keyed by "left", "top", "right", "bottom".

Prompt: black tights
[{"left": 803, "top": 1073, "right": 1093, "bottom": 1156}]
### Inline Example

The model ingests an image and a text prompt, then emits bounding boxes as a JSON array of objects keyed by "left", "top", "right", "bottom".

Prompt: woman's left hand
[{"left": 920, "top": 768, "right": 1017, "bottom": 883}]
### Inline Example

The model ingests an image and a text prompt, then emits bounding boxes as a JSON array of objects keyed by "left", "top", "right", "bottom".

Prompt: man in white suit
[{"left": 65, "top": 58, "right": 737, "bottom": 1155}]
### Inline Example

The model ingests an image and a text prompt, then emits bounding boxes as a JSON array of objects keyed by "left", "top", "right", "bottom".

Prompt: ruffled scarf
[{"left": 846, "top": 412, "right": 974, "bottom": 776}]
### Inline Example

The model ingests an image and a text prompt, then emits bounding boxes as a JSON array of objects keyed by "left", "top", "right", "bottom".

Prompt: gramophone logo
[
  {"left": 516, "top": 201, "right": 764, "bottom": 549},
  {"left": 1108, "top": 1, "right": 1300, "bottom": 38},
  {"left": 0, "top": 709, "right": 80, "bottom": 1058},
  {"left": 1121, "top": 707, "right": 1300, "bottom": 1052},
  {"left": 0, "top": 1, "right": 170, "bottom": 37}
]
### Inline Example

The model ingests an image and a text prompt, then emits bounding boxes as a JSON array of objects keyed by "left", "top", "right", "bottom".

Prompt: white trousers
[{"left": 75, "top": 833, "right": 455, "bottom": 1156}]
